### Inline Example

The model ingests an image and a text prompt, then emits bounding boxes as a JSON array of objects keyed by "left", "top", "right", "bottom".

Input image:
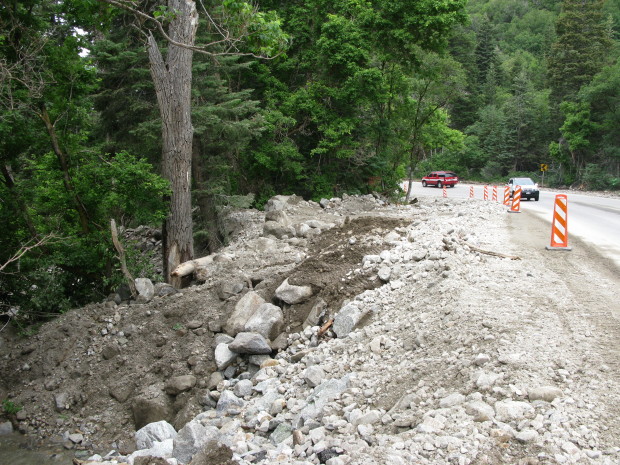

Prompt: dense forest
[{"left": 1, "top": 0, "right": 618, "bottom": 323}]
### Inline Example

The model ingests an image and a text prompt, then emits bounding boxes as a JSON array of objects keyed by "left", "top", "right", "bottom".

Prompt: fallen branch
[
  {"left": 463, "top": 242, "right": 521, "bottom": 260},
  {"left": 318, "top": 318, "right": 334, "bottom": 337},
  {"left": 110, "top": 219, "right": 137, "bottom": 298}
]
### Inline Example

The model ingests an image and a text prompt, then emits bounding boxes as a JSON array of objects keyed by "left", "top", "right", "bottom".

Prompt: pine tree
[{"left": 547, "top": 0, "right": 613, "bottom": 103}]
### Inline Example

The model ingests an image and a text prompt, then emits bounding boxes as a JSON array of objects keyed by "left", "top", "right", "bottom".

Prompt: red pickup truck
[{"left": 421, "top": 171, "right": 459, "bottom": 188}]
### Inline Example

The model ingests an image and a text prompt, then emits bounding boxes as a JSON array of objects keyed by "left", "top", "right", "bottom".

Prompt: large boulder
[
  {"left": 275, "top": 278, "right": 314, "bottom": 305},
  {"left": 135, "top": 421, "right": 177, "bottom": 450},
  {"left": 245, "top": 303, "right": 284, "bottom": 340},
  {"left": 224, "top": 291, "right": 265, "bottom": 336},
  {"left": 172, "top": 421, "right": 221, "bottom": 465},
  {"left": 228, "top": 332, "right": 272, "bottom": 355},
  {"left": 333, "top": 303, "right": 370, "bottom": 338},
  {"left": 135, "top": 278, "right": 155, "bottom": 301},
  {"left": 131, "top": 392, "right": 173, "bottom": 430},
  {"left": 164, "top": 375, "right": 196, "bottom": 396}
]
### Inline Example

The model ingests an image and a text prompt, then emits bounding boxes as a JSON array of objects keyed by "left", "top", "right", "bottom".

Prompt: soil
[{"left": 0, "top": 193, "right": 618, "bottom": 463}]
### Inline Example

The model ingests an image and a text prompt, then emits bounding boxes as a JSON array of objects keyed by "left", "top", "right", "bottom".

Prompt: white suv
[{"left": 507, "top": 177, "right": 539, "bottom": 201}]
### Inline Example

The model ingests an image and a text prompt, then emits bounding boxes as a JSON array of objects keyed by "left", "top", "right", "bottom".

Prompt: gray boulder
[
  {"left": 228, "top": 332, "right": 272, "bottom": 355},
  {"left": 245, "top": 303, "right": 283, "bottom": 340},
  {"left": 135, "top": 278, "right": 155, "bottom": 301},
  {"left": 216, "top": 390, "right": 245, "bottom": 415},
  {"left": 164, "top": 375, "right": 196, "bottom": 395},
  {"left": 135, "top": 420, "right": 177, "bottom": 450},
  {"left": 528, "top": 386, "right": 563, "bottom": 402},
  {"left": 173, "top": 421, "right": 221, "bottom": 465},
  {"left": 275, "top": 278, "right": 313, "bottom": 305},
  {"left": 214, "top": 343, "right": 238, "bottom": 371},
  {"left": 224, "top": 291, "right": 265, "bottom": 336},
  {"left": 333, "top": 303, "right": 369, "bottom": 338}
]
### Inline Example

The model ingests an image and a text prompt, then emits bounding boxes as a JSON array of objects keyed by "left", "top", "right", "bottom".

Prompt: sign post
[{"left": 540, "top": 163, "right": 548, "bottom": 187}]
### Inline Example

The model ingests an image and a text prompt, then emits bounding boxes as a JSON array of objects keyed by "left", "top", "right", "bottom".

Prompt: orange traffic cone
[
  {"left": 508, "top": 186, "right": 521, "bottom": 213},
  {"left": 546, "top": 194, "right": 572, "bottom": 251},
  {"left": 503, "top": 186, "right": 510, "bottom": 205}
]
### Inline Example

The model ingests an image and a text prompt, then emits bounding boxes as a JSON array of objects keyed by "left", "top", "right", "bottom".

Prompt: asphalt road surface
[{"left": 403, "top": 181, "right": 620, "bottom": 270}]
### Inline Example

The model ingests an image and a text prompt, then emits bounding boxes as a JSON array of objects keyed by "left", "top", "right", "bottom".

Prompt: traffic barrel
[
  {"left": 443, "top": 186, "right": 447, "bottom": 198},
  {"left": 546, "top": 194, "right": 572, "bottom": 251},
  {"left": 484, "top": 185, "right": 489, "bottom": 200},
  {"left": 492, "top": 185, "right": 498, "bottom": 202},
  {"left": 469, "top": 186, "right": 474, "bottom": 198},
  {"left": 508, "top": 186, "right": 521, "bottom": 213},
  {"left": 503, "top": 186, "right": 510, "bottom": 205}
]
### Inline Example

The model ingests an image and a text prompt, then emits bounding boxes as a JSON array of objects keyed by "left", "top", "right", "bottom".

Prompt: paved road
[{"left": 403, "top": 181, "right": 620, "bottom": 269}]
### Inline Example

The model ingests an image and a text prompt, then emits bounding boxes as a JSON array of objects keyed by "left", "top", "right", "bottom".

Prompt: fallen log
[
  {"left": 318, "top": 318, "right": 334, "bottom": 337},
  {"left": 171, "top": 255, "right": 214, "bottom": 277}
]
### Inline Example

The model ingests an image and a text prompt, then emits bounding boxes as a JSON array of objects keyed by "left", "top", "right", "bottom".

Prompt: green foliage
[{"left": 2, "top": 399, "right": 23, "bottom": 416}]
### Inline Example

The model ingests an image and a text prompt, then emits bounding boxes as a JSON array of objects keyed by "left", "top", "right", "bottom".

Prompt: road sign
[{"left": 540, "top": 164, "right": 548, "bottom": 172}]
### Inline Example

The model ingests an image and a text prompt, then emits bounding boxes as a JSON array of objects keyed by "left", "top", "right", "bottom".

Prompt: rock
[
  {"left": 128, "top": 439, "right": 174, "bottom": 464},
  {"left": 135, "top": 420, "right": 177, "bottom": 450},
  {"left": 188, "top": 439, "right": 234, "bottom": 465},
  {"left": 244, "top": 303, "right": 284, "bottom": 340},
  {"left": 494, "top": 400, "right": 533, "bottom": 422},
  {"left": 224, "top": 291, "right": 266, "bottom": 336},
  {"left": 303, "top": 366, "right": 325, "bottom": 388},
  {"left": 465, "top": 400, "right": 495, "bottom": 422},
  {"left": 131, "top": 395, "right": 173, "bottom": 430},
  {"left": 133, "top": 456, "right": 169, "bottom": 465},
  {"left": 154, "top": 283, "right": 177, "bottom": 297},
  {"left": 270, "top": 422, "right": 293, "bottom": 444},
  {"left": 304, "top": 298, "right": 327, "bottom": 328},
  {"left": 275, "top": 278, "right": 314, "bottom": 304},
  {"left": 214, "top": 343, "right": 238, "bottom": 371},
  {"left": 528, "top": 386, "right": 563, "bottom": 402},
  {"left": 216, "top": 390, "right": 244, "bottom": 415},
  {"left": 135, "top": 278, "right": 155, "bottom": 301},
  {"left": 207, "top": 371, "right": 224, "bottom": 391},
  {"left": 68, "top": 433, "right": 84, "bottom": 444},
  {"left": 164, "top": 375, "right": 197, "bottom": 395},
  {"left": 439, "top": 393, "right": 466, "bottom": 408},
  {"left": 216, "top": 280, "right": 247, "bottom": 301},
  {"left": 172, "top": 421, "right": 220, "bottom": 464},
  {"left": 0, "top": 421, "right": 13, "bottom": 435},
  {"left": 233, "top": 379, "right": 254, "bottom": 398},
  {"left": 378, "top": 266, "right": 391, "bottom": 282},
  {"left": 54, "top": 392, "right": 71, "bottom": 412},
  {"left": 228, "top": 332, "right": 272, "bottom": 355},
  {"left": 333, "top": 303, "right": 369, "bottom": 337},
  {"left": 515, "top": 430, "right": 539, "bottom": 443},
  {"left": 263, "top": 220, "right": 296, "bottom": 239},
  {"left": 474, "top": 353, "right": 491, "bottom": 366},
  {"left": 101, "top": 342, "right": 121, "bottom": 360}
]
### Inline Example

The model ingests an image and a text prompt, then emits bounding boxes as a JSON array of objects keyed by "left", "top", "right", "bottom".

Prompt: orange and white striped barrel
[
  {"left": 469, "top": 186, "right": 474, "bottom": 198},
  {"left": 492, "top": 185, "right": 498, "bottom": 202},
  {"left": 483, "top": 185, "right": 489, "bottom": 200},
  {"left": 443, "top": 186, "right": 447, "bottom": 198},
  {"left": 509, "top": 186, "right": 521, "bottom": 212},
  {"left": 503, "top": 186, "right": 510, "bottom": 205},
  {"left": 547, "top": 194, "right": 571, "bottom": 250}
]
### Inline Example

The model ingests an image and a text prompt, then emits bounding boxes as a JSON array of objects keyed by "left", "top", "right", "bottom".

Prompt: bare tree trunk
[{"left": 147, "top": 0, "right": 198, "bottom": 287}]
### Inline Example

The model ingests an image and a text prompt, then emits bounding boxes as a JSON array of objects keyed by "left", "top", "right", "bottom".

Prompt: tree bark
[{"left": 147, "top": 0, "right": 199, "bottom": 287}]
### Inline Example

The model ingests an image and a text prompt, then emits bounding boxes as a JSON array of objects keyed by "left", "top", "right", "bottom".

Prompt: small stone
[
  {"left": 528, "top": 386, "right": 563, "bottom": 403},
  {"left": 303, "top": 366, "right": 325, "bottom": 388},
  {"left": 228, "top": 332, "right": 272, "bottom": 355},
  {"left": 164, "top": 375, "right": 196, "bottom": 395},
  {"left": 516, "top": 430, "right": 539, "bottom": 443},
  {"left": 233, "top": 379, "right": 253, "bottom": 398}
]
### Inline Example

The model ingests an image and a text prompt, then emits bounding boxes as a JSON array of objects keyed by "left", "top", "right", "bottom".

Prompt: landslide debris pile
[{"left": 1, "top": 194, "right": 618, "bottom": 465}]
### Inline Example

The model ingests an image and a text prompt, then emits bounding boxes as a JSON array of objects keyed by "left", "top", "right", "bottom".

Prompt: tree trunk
[{"left": 147, "top": 0, "right": 198, "bottom": 287}]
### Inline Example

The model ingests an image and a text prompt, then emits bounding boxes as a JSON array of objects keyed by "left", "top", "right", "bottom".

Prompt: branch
[
  {"left": 0, "top": 234, "right": 62, "bottom": 273},
  {"left": 98, "top": 0, "right": 283, "bottom": 59},
  {"left": 110, "top": 219, "right": 138, "bottom": 298}
]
